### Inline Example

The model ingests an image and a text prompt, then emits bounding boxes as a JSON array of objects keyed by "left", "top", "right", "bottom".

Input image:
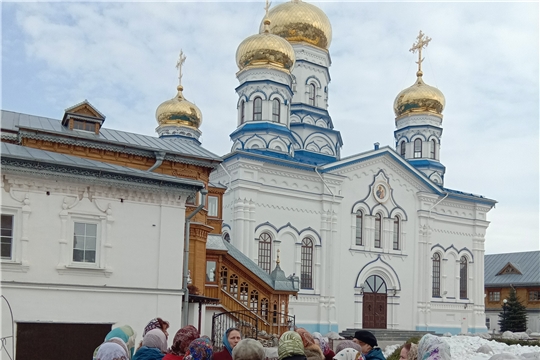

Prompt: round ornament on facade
[
  {"left": 259, "top": 0, "right": 332, "bottom": 50},
  {"left": 373, "top": 183, "right": 390, "bottom": 204}
]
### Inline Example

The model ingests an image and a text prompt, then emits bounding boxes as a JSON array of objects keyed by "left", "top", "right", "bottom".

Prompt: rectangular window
[
  {"left": 206, "top": 260, "right": 217, "bottom": 283},
  {"left": 529, "top": 291, "right": 540, "bottom": 302},
  {"left": 208, "top": 196, "right": 218, "bottom": 217},
  {"left": 392, "top": 219, "right": 400, "bottom": 250},
  {"left": 73, "top": 120, "right": 95, "bottom": 132},
  {"left": 374, "top": 215, "right": 381, "bottom": 248},
  {"left": 73, "top": 222, "right": 97, "bottom": 263},
  {"left": 1, "top": 214, "right": 14, "bottom": 260},
  {"left": 355, "top": 214, "right": 363, "bottom": 246},
  {"left": 489, "top": 291, "right": 500, "bottom": 302}
]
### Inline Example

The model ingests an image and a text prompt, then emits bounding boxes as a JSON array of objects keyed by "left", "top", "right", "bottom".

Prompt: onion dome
[
  {"left": 393, "top": 70, "right": 445, "bottom": 118},
  {"left": 236, "top": 18, "right": 296, "bottom": 72},
  {"left": 155, "top": 85, "right": 202, "bottom": 129},
  {"left": 259, "top": 0, "right": 332, "bottom": 50}
]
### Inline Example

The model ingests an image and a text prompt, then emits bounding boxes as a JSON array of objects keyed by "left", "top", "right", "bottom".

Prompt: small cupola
[{"left": 62, "top": 100, "right": 105, "bottom": 135}]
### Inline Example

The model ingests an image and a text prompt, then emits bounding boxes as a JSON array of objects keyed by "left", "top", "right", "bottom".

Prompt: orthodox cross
[
  {"left": 264, "top": 0, "right": 271, "bottom": 17},
  {"left": 176, "top": 50, "right": 187, "bottom": 87},
  {"left": 409, "top": 30, "right": 431, "bottom": 74}
]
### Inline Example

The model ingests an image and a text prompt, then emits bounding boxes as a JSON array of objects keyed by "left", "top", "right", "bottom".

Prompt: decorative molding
[{"left": 56, "top": 265, "right": 113, "bottom": 277}]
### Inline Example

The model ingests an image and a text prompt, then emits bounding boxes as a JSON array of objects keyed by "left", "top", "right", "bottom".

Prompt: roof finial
[
  {"left": 176, "top": 50, "right": 187, "bottom": 90},
  {"left": 409, "top": 30, "right": 431, "bottom": 77},
  {"left": 276, "top": 249, "right": 280, "bottom": 264},
  {"left": 263, "top": 0, "right": 272, "bottom": 33}
]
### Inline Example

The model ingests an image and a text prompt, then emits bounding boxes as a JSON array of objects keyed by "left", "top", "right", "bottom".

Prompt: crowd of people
[{"left": 93, "top": 318, "right": 451, "bottom": 360}]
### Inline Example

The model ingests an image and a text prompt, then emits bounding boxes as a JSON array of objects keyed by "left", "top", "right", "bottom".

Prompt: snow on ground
[{"left": 382, "top": 335, "right": 540, "bottom": 360}]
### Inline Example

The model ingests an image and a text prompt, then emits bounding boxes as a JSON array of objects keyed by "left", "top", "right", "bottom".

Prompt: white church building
[{"left": 210, "top": 0, "right": 496, "bottom": 335}]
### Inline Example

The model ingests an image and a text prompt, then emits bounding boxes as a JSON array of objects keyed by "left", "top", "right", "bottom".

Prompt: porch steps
[{"left": 339, "top": 329, "right": 438, "bottom": 343}]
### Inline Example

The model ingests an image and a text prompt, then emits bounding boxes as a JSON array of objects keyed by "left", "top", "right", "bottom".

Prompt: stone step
[{"left": 338, "top": 329, "right": 438, "bottom": 342}]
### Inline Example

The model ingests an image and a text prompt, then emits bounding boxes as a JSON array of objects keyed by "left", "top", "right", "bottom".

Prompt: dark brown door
[
  {"left": 362, "top": 275, "right": 387, "bottom": 329},
  {"left": 16, "top": 322, "right": 111, "bottom": 360}
]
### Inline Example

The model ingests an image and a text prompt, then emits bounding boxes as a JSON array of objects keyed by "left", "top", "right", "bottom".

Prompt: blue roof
[
  {"left": 1, "top": 110, "right": 222, "bottom": 165},
  {"left": 485, "top": 251, "right": 540, "bottom": 287}
]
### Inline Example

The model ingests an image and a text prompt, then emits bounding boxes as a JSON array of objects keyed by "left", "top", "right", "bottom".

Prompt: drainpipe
[
  {"left": 182, "top": 188, "right": 208, "bottom": 327},
  {"left": 147, "top": 151, "right": 167, "bottom": 172},
  {"left": 315, "top": 167, "right": 335, "bottom": 332}
]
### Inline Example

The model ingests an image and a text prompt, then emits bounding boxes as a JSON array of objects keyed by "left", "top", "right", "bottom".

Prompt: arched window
[
  {"left": 308, "top": 84, "right": 316, "bottom": 106},
  {"left": 220, "top": 266, "right": 228, "bottom": 291},
  {"left": 400, "top": 141, "right": 406, "bottom": 157},
  {"left": 431, "top": 139, "right": 437, "bottom": 159},
  {"left": 460, "top": 256, "right": 468, "bottom": 299},
  {"left": 414, "top": 139, "right": 422, "bottom": 158},
  {"left": 355, "top": 210, "right": 363, "bottom": 246},
  {"left": 240, "top": 100, "right": 245, "bottom": 123},
  {"left": 272, "top": 99, "right": 280, "bottom": 122},
  {"left": 301, "top": 238, "right": 313, "bottom": 289},
  {"left": 258, "top": 232, "right": 272, "bottom": 273},
  {"left": 374, "top": 213, "right": 382, "bottom": 248},
  {"left": 240, "top": 282, "right": 249, "bottom": 304},
  {"left": 253, "top": 97, "right": 262, "bottom": 121},
  {"left": 393, "top": 217, "right": 400, "bottom": 250},
  {"left": 432, "top": 253, "right": 441, "bottom": 297},
  {"left": 260, "top": 298, "right": 269, "bottom": 320},
  {"left": 250, "top": 290, "right": 259, "bottom": 311},
  {"left": 229, "top": 274, "right": 238, "bottom": 296}
]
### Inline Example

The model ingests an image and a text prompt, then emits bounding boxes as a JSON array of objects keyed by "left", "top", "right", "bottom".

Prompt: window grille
[
  {"left": 258, "top": 233, "right": 272, "bottom": 273},
  {"left": 301, "top": 238, "right": 313, "bottom": 289},
  {"left": 432, "top": 253, "right": 441, "bottom": 297}
]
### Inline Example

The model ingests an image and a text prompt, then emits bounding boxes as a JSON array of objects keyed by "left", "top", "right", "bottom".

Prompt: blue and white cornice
[
  {"left": 235, "top": 80, "right": 294, "bottom": 98},
  {"left": 395, "top": 114, "right": 442, "bottom": 129},
  {"left": 230, "top": 122, "right": 295, "bottom": 142}
]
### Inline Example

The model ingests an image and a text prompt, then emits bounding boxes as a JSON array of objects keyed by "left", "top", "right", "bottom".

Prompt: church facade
[{"left": 210, "top": 0, "right": 496, "bottom": 334}]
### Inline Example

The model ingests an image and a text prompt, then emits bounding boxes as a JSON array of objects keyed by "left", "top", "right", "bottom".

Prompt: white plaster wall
[{"left": 1, "top": 175, "right": 188, "bottom": 350}]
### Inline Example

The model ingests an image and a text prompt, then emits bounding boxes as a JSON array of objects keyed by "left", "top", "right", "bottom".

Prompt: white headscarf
[
  {"left": 333, "top": 348, "right": 360, "bottom": 360},
  {"left": 418, "top": 334, "right": 451, "bottom": 360},
  {"left": 96, "top": 340, "right": 129, "bottom": 360},
  {"left": 142, "top": 328, "right": 168, "bottom": 353}
]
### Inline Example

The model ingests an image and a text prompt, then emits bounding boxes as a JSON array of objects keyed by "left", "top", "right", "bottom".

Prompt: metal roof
[
  {"left": 485, "top": 251, "right": 540, "bottom": 287},
  {"left": 1, "top": 110, "right": 222, "bottom": 164},
  {"left": 206, "top": 234, "right": 296, "bottom": 292},
  {"left": 1, "top": 142, "right": 205, "bottom": 189}
]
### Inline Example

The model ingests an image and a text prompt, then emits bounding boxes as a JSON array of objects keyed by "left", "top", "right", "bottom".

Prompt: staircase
[{"left": 339, "top": 329, "right": 438, "bottom": 343}]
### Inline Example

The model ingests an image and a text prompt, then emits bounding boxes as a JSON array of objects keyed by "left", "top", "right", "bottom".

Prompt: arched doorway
[{"left": 362, "top": 275, "right": 387, "bottom": 329}]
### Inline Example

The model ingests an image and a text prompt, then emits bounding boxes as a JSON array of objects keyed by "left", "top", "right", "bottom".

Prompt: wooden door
[{"left": 362, "top": 275, "right": 388, "bottom": 329}]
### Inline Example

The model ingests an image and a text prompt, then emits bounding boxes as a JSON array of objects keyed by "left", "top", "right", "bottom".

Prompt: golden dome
[
  {"left": 259, "top": 0, "right": 332, "bottom": 50},
  {"left": 393, "top": 71, "right": 445, "bottom": 118},
  {"left": 156, "top": 85, "right": 202, "bottom": 129},
  {"left": 236, "top": 19, "right": 296, "bottom": 72}
]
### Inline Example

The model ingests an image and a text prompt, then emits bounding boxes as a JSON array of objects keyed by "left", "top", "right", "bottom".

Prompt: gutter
[
  {"left": 182, "top": 189, "right": 208, "bottom": 327},
  {"left": 147, "top": 151, "right": 166, "bottom": 172}
]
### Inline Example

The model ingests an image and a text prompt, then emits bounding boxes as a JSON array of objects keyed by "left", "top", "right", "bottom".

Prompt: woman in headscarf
[
  {"left": 96, "top": 338, "right": 130, "bottom": 360},
  {"left": 296, "top": 328, "right": 324, "bottom": 360},
  {"left": 332, "top": 348, "right": 361, "bottom": 360},
  {"left": 164, "top": 325, "right": 200, "bottom": 360},
  {"left": 335, "top": 341, "right": 362, "bottom": 354},
  {"left": 94, "top": 325, "right": 137, "bottom": 359},
  {"left": 312, "top": 332, "right": 335, "bottom": 360},
  {"left": 417, "top": 334, "right": 450, "bottom": 360},
  {"left": 399, "top": 343, "right": 418, "bottom": 360},
  {"left": 184, "top": 337, "right": 213, "bottom": 360},
  {"left": 133, "top": 329, "right": 168, "bottom": 360},
  {"left": 213, "top": 328, "right": 242, "bottom": 360},
  {"left": 232, "top": 338, "right": 265, "bottom": 360},
  {"left": 144, "top": 318, "right": 171, "bottom": 339},
  {"left": 278, "top": 331, "right": 306, "bottom": 360}
]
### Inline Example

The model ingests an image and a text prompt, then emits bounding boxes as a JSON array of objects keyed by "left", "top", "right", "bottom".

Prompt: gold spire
[{"left": 409, "top": 30, "right": 432, "bottom": 77}]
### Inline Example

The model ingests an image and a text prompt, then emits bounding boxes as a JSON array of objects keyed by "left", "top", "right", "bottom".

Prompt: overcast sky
[{"left": 2, "top": 1, "right": 538, "bottom": 254}]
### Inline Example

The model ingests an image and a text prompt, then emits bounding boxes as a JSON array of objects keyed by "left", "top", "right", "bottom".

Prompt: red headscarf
[{"left": 169, "top": 325, "right": 200, "bottom": 356}]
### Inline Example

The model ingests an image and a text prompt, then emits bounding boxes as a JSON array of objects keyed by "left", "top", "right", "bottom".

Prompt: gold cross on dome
[
  {"left": 409, "top": 30, "right": 432, "bottom": 74},
  {"left": 176, "top": 50, "right": 187, "bottom": 86},
  {"left": 264, "top": 0, "right": 271, "bottom": 17}
]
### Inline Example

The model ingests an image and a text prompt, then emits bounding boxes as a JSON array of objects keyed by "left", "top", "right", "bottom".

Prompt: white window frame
[
  {"left": 70, "top": 216, "right": 101, "bottom": 268},
  {"left": 1, "top": 213, "right": 15, "bottom": 261},
  {"left": 208, "top": 196, "right": 219, "bottom": 217},
  {"left": 72, "top": 221, "right": 99, "bottom": 265},
  {"left": 0, "top": 206, "right": 27, "bottom": 272}
]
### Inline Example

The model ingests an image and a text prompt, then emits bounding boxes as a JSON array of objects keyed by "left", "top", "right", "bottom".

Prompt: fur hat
[{"left": 353, "top": 330, "right": 377, "bottom": 348}]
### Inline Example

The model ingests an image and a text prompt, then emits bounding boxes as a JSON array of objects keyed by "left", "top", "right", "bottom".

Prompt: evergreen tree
[{"left": 498, "top": 288, "right": 528, "bottom": 332}]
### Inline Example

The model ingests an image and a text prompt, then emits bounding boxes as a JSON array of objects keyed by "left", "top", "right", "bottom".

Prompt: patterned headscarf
[
  {"left": 335, "top": 341, "right": 362, "bottom": 354},
  {"left": 406, "top": 343, "right": 419, "bottom": 360},
  {"left": 143, "top": 318, "right": 170, "bottom": 337},
  {"left": 185, "top": 337, "right": 213, "bottom": 360},
  {"left": 169, "top": 325, "right": 200, "bottom": 356},
  {"left": 96, "top": 339, "right": 129, "bottom": 360},
  {"left": 279, "top": 331, "right": 305, "bottom": 360},
  {"left": 142, "top": 329, "right": 168, "bottom": 353},
  {"left": 312, "top": 332, "right": 330, "bottom": 355},
  {"left": 223, "top": 328, "right": 242, "bottom": 355},
  {"left": 93, "top": 325, "right": 136, "bottom": 360},
  {"left": 332, "top": 348, "right": 361, "bottom": 360},
  {"left": 296, "top": 329, "right": 315, "bottom": 348},
  {"left": 418, "top": 334, "right": 451, "bottom": 360}
]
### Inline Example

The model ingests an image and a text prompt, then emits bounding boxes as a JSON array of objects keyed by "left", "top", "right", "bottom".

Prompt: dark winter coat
[
  {"left": 281, "top": 355, "right": 308, "bottom": 360},
  {"left": 364, "top": 348, "right": 386, "bottom": 360},
  {"left": 213, "top": 348, "right": 233, "bottom": 360}
]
